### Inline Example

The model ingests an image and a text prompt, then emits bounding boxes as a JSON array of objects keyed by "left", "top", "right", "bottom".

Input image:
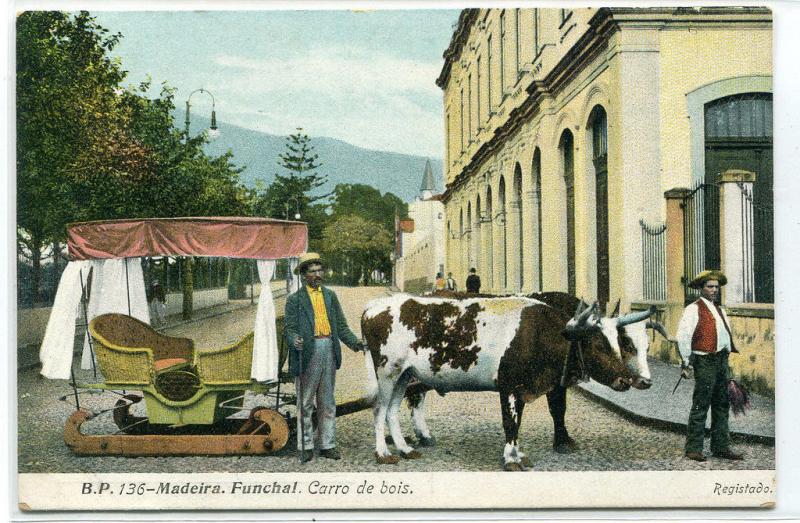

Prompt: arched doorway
[
  {"left": 589, "top": 106, "right": 609, "bottom": 308},
  {"left": 513, "top": 164, "right": 524, "bottom": 291},
  {"left": 704, "top": 92, "right": 773, "bottom": 302},
  {"left": 498, "top": 175, "right": 508, "bottom": 291},
  {"left": 559, "top": 129, "right": 576, "bottom": 295},
  {"left": 532, "top": 148, "right": 543, "bottom": 291},
  {"left": 485, "top": 186, "right": 494, "bottom": 290}
]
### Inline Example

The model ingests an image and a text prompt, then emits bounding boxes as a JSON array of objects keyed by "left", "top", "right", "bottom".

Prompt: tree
[
  {"left": 329, "top": 183, "right": 408, "bottom": 231},
  {"left": 252, "top": 129, "right": 329, "bottom": 239},
  {"left": 16, "top": 11, "right": 249, "bottom": 312},
  {"left": 17, "top": 11, "right": 140, "bottom": 301},
  {"left": 321, "top": 215, "right": 392, "bottom": 285}
]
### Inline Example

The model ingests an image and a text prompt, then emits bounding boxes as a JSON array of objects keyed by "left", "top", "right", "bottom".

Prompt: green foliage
[
  {"left": 321, "top": 214, "right": 392, "bottom": 285},
  {"left": 252, "top": 128, "right": 329, "bottom": 243},
  {"left": 16, "top": 11, "right": 248, "bottom": 303},
  {"left": 329, "top": 183, "right": 408, "bottom": 231}
]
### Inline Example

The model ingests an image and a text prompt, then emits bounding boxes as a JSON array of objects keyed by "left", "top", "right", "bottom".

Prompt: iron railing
[
  {"left": 739, "top": 183, "right": 774, "bottom": 303},
  {"left": 639, "top": 219, "right": 667, "bottom": 301},
  {"left": 681, "top": 181, "right": 720, "bottom": 304}
]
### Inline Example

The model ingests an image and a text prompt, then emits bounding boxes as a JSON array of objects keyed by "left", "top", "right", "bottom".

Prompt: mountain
[{"left": 186, "top": 114, "right": 445, "bottom": 203}]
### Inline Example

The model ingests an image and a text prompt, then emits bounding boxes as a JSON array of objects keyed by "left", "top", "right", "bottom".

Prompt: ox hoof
[
  {"left": 520, "top": 456, "right": 533, "bottom": 468},
  {"left": 417, "top": 436, "right": 436, "bottom": 447},
  {"left": 503, "top": 462, "right": 524, "bottom": 472},
  {"left": 400, "top": 449, "right": 423, "bottom": 460},
  {"left": 554, "top": 437, "right": 578, "bottom": 454},
  {"left": 375, "top": 452, "right": 400, "bottom": 465}
]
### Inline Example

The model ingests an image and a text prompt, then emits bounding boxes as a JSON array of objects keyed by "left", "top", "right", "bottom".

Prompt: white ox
[{"left": 360, "top": 293, "right": 655, "bottom": 470}]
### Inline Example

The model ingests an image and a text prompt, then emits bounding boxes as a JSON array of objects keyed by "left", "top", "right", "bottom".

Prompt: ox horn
[
  {"left": 646, "top": 320, "right": 675, "bottom": 342},
  {"left": 577, "top": 301, "right": 598, "bottom": 325},
  {"left": 574, "top": 298, "right": 586, "bottom": 317},
  {"left": 617, "top": 305, "right": 655, "bottom": 327},
  {"left": 610, "top": 299, "right": 621, "bottom": 318}
]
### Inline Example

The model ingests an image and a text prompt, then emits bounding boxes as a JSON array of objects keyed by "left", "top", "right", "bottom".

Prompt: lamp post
[
  {"left": 284, "top": 196, "right": 301, "bottom": 220},
  {"left": 184, "top": 88, "right": 219, "bottom": 139},
  {"left": 180, "top": 88, "right": 219, "bottom": 320}
]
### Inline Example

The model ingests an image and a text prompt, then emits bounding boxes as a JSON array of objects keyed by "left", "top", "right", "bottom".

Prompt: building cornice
[
  {"left": 440, "top": 6, "right": 771, "bottom": 204},
  {"left": 436, "top": 9, "right": 481, "bottom": 89}
]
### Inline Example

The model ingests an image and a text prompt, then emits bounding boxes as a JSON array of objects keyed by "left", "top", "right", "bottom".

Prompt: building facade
[
  {"left": 438, "top": 8, "right": 773, "bottom": 392},
  {"left": 395, "top": 160, "right": 446, "bottom": 293}
]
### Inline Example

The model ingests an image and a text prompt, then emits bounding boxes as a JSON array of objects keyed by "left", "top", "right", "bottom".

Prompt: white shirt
[{"left": 676, "top": 297, "right": 732, "bottom": 365}]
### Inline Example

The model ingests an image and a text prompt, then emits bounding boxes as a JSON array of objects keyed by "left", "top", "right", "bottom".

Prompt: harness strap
[{"left": 559, "top": 340, "right": 589, "bottom": 387}]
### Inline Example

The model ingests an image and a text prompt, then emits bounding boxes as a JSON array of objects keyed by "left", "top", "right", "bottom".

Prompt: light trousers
[{"left": 296, "top": 337, "right": 336, "bottom": 450}]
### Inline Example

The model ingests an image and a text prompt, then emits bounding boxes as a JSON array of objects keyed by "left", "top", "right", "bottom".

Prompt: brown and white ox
[{"left": 360, "top": 293, "right": 655, "bottom": 470}]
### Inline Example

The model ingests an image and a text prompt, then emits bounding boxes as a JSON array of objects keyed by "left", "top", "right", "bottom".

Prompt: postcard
[{"left": 15, "top": 4, "right": 777, "bottom": 513}]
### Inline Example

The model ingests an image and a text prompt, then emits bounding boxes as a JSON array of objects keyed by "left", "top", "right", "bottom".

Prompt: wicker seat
[
  {"left": 89, "top": 313, "right": 195, "bottom": 385},
  {"left": 195, "top": 332, "right": 255, "bottom": 385}
]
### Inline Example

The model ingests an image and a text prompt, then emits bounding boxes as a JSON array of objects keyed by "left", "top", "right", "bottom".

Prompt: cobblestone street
[{"left": 18, "top": 286, "right": 774, "bottom": 473}]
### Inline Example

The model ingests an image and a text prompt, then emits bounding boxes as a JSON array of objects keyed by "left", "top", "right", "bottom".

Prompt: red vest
[{"left": 691, "top": 299, "right": 738, "bottom": 353}]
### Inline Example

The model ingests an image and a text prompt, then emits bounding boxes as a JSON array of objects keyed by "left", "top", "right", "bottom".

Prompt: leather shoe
[
  {"left": 320, "top": 448, "right": 341, "bottom": 460},
  {"left": 713, "top": 449, "right": 744, "bottom": 460},
  {"left": 299, "top": 450, "right": 313, "bottom": 463},
  {"left": 685, "top": 451, "right": 707, "bottom": 462}
]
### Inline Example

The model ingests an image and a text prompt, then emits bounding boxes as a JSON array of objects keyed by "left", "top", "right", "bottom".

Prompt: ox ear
[{"left": 610, "top": 299, "right": 621, "bottom": 318}]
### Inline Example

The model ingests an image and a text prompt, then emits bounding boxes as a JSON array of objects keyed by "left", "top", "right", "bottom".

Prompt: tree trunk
[
  {"left": 29, "top": 235, "right": 43, "bottom": 305},
  {"left": 182, "top": 257, "right": 194, "bottom": 320}
]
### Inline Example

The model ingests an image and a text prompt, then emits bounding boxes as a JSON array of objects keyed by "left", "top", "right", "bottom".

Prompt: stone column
[
  {"left": 482, "top": 211, "right": 494, "bottom": 292},
  {"left": 506, "top": 200, "right": 522, "bottom": 292},
  {"left": 663, "top": 187, "right": 690, "bottom": 360},
  {"left": 523, "top": 189, "right": 540, "bottom": 292},
  {"left": 717, "top": 169, "right": 756, "bottom": 303},
  {"left": 492, "top": 210, "right": 505, "bottom": 294}
]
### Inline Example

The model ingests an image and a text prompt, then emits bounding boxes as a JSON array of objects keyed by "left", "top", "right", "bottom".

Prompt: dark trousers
[{"left": 685, "top": 351, "right": 731, "bottom": 454}]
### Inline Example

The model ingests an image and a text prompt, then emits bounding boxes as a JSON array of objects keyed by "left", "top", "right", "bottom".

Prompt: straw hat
[
  {"left": 688, "top": 269, "right": 727, "bottom": 289},
  {"left": 294, "top": 252, "right": 325, "bottom": 275}
]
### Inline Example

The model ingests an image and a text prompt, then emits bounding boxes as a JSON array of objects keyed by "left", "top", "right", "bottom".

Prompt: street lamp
[{"left": 185, "top": 88, "right": 219, "bottom": 139}]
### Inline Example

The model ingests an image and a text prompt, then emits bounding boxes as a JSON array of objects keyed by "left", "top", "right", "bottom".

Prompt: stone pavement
[{"left": 577, "top": 356, "right": 775, "bottom": 444}]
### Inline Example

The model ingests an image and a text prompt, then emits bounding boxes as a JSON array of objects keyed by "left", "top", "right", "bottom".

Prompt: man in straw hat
[
  {"left": 676, "top": 269, "right": 743, "bottom": 462},
  {"left": 284, "top": 252, "right": 365, "bottom": 463}
]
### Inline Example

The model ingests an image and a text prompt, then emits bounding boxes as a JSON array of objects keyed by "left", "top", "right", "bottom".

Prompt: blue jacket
[{"left": 284, "top": 285, "right": 360, "bottom": 377}]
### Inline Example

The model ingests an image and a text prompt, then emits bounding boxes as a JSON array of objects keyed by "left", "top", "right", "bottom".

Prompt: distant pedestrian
[
  {"left": 148, "top": 281, "right": 166, "bottom": 327},
  {"left": 445, "top": 272, "right": 457, "bottom": 291},
  {"left": 434, "top": 272, "right": 446, "bottom": 291},
  {"left": 677, "top": 269, "right": 743, "bottom": 462},
  {"left": 465, "top": 268, "right": 481, "bottom": 294}
]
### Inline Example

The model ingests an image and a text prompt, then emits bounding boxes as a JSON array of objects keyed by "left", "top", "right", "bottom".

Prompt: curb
[{"left": 573, "top": 385, "right": 775, "bottom": 447}]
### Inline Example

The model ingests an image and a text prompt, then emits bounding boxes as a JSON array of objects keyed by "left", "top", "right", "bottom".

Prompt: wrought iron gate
[
  {"left": 681, "top": 181, "right": 720, "bottom": 304},
  {"left": 639, "top": 220, "right": 666, "bottom": 301}
]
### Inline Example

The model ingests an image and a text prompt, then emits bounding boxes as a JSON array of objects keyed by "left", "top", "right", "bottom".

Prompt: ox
[{"left": 361, "top": 294, "right": 654, "bottom": 470}]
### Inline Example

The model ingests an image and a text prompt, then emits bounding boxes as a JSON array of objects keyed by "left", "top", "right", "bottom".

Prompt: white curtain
[
  {"left": 288, "top": 257, "right": 301, "bottom": 294},
  {"left": 39, "top": 261, "right": 91, "bottom": 380},
  {"left": 252, "top": 260, "right": 279, "bottom": 382},
  {"left": 81, "top": 258, "right": 150, "bottom": 370}
]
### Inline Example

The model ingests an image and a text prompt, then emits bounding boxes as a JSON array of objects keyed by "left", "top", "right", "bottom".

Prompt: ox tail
[
  {"left": 361, "top": 310, "right": 379, "bottom": 404},
  {"left": 364, "top": 349, "right": 378, "bottom": 404}
]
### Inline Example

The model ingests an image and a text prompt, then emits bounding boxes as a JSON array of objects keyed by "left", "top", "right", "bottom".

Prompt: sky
[{"left": 92, "top": 9, "right": 460, "bottom": 158}]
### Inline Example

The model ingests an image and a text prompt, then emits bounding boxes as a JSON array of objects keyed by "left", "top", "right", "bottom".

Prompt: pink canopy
[{"left": 67, "top": 217, "right": 307, "bottom": 261}]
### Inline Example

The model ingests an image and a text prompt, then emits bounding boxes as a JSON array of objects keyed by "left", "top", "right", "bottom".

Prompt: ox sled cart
[{"left": 39, "top": 217, "right": 311, "bottom": 457}]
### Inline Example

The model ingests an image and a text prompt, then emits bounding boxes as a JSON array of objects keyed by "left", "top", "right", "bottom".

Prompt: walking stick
[{"left": 296, "top": 338, "right": 306, "bottom": 464}]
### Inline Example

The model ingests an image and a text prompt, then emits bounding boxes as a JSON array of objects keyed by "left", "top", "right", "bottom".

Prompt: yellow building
[{"left": 438, "top": 7, "right": 773, "bottom": 392}]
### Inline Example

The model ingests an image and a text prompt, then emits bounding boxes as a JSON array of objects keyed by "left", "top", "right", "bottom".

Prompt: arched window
[
  {"left": 589, "top": 105, "right": 609, "bottom": 307},
  {"left": 486, "top": 186, "right": 494, "bottom": 289}
]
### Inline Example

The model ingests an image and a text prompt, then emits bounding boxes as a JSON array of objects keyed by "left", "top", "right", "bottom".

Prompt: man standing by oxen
[
  {"left": 284, "top": 253, "right": 365, "bottom": 463},
  {"left": 677, "top": 270, "right": 744, "bottom": 462}
]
